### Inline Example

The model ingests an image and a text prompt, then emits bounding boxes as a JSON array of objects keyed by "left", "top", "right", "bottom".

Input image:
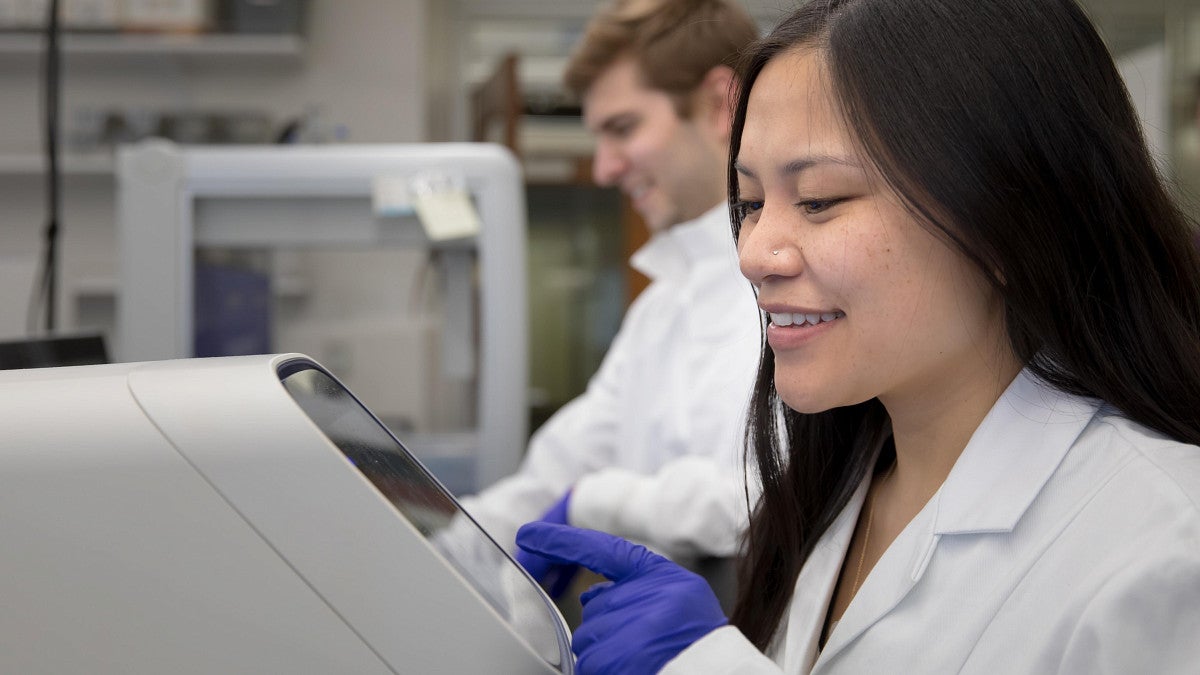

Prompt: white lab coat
[
  {"left": 459, "top": 204, "right": 762, "bottom": 560},
  {"left": 663, "top": 369, "right": 1200, "bottom": 673}
]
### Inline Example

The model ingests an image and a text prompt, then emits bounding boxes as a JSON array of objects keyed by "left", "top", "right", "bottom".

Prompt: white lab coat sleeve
[
  {"left": 659, "top": 626, "right": 781, "bottom": 675},
  {"left": 568, "top": 455, "right": 751, "bottom": 559},
  {"left": 455, "top": 318, "right": 635, "bottom": 554},
  {"left": 1055, "top": 542, "right": 1200, "bottom": 674}
]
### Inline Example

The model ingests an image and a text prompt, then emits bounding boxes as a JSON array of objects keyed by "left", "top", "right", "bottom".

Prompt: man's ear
[{"left": 695, "top": 64, "right": 738, "bottom": 140}]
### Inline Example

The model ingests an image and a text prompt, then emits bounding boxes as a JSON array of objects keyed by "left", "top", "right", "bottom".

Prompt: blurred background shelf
[{"left": 0, "top": 31, "right": 303, "bottom": 60}]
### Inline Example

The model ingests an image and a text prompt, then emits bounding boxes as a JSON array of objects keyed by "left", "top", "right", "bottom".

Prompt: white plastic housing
[{"left": 0, "top": 353, "right": 571, "bottom": 674}]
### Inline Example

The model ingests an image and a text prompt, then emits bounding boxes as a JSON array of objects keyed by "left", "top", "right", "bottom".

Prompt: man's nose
[{"left": 591, "top": 141, "right": 627, "bottom": 187}]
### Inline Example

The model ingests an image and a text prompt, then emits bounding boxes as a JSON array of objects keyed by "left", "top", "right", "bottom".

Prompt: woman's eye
[
  {"left": 733, "top": 199, "right": 764, "bottom": 221},
  {"left": 798, "top": 198, "right": 844, "bottom": 215}
]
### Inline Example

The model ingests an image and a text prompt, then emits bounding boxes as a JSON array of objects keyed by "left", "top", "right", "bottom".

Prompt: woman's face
[{"left": 735, "top": 48, "right": 1011, "bottom": 416}]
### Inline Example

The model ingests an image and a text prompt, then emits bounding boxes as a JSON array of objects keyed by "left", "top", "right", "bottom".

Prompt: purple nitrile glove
[
  {"left": 514, "top": 490, "right": 579, "bottom": 598},
  {"left": 516, "top": 521, "right": 728, "bottom": 675}
]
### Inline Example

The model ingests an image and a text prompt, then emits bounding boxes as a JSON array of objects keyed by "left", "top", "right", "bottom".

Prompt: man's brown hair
[{"left": 563, "top": 0, "right": 759, "bottom": 117}]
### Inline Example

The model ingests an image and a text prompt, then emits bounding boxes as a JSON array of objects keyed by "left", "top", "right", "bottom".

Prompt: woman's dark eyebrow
[{"left": 734, "top": 155, "right": 862, "bottom": 180}]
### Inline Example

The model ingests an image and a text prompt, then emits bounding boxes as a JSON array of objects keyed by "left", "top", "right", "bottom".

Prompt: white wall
[{"left": 1117, "top": 41, "right": 1169, "bottom": 176}]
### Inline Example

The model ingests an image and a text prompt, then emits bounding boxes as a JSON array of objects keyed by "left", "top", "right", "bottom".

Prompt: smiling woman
[
  {"left": 719, "top": 0, "right": 1200, "bottom": 670},
  {"left": 514, "top": 0, "right": 1200, "bottom": 673},
  {"left": 733, "top": 46, "right": 1017, "bottom": 421}
]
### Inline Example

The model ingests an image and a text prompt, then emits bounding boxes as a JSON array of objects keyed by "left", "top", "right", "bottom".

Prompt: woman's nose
[{"left": 738, "top": 216, "right": 799, "bottom": 284}]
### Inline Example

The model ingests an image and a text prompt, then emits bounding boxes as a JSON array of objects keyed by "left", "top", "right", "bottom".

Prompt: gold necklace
[{"left": 850, "top": 461, "right": 897, "bottom": 597}]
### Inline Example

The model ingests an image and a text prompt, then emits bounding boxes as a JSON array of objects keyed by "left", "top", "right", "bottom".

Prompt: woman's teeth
[{"left": 768, "top": 311, "right": 844, "bottom": 327}]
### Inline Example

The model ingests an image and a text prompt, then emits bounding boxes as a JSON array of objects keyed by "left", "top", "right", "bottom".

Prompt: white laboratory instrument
[
  {"left": 116, "top": 141, "right": 528, "bottom": 493},
  {"left": 0, "top": 354, "right": 572, "bottom": 674}
]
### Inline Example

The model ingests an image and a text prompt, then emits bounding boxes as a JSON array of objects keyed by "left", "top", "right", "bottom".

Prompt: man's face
[{"left": 583, "top": 57, "right": 725, "bottom": 232}]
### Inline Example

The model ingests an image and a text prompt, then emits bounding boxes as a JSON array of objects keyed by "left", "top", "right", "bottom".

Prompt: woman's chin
[
  {"left": 776, "top": 383, "right": 871, "bottom": 416},
  {"left": 776, "top": 389, "right": 831, "bottom": 415}
]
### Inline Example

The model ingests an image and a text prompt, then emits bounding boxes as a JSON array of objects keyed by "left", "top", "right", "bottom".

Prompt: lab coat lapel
[
  {"left": 932, "top": 371, "right": 1098, "bottom": 536},
  {"left": 780, "top": 479, "right": 868, "bottom": 673},
  {"left": 811, "top": 492, "right": 939, "bottom": 671},
  {"left": 812, "top": 370, "right": 1100, "bottom": 670}
]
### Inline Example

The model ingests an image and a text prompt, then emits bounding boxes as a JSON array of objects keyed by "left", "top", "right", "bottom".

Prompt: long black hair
[{"left": 728, "top": 0, "right": 1200, "bottom": 648}]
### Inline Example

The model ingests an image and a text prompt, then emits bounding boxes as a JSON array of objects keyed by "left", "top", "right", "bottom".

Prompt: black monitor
[{"left": 0, "top": 334, "right": 109, "bottom": 370}]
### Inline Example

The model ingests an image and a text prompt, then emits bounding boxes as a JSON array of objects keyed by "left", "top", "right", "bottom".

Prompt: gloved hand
[
  {"left": 516, "top": 521, "right": 728, "bottom": 675},
  {"left": 514, "top": 490, "right": 579, "bottom": 598}
]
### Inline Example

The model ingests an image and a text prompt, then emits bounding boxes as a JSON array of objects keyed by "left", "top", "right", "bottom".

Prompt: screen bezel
[{"left": 276, "top": 358, "right": 573, "bottom": 671}]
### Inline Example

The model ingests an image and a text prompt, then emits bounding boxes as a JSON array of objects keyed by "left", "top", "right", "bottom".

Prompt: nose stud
[{"left": 772, "top": 250, "right": 779, "bottom": 255}]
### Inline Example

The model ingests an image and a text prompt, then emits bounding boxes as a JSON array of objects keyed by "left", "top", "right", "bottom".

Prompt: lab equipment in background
[
  {"left": 69, "top": 108, "right": 275, "bottom": 152},
  {"left": 156, "top": 109, "right": 276, "bottom": 144},
  {"left": 0, "top": 0, "right": 307, "bottom": 34},
  {"left": 193, "top": 250, "right": 271, "bottom": 356},
  {"left": 0, "top": 353, "right": 572, "bottom": 674},
  {"left": 275, "top": 104, "right": 348, "bottom": 144},
  {"left": 220, "top": 0, "right": 306, "bottom": 34},
  {"left": 116, "top": 140, "right": 528, "bottom": 495},
  {"left": 0, "top": 332, "right": 107, "bottom": 369},
  {"left": 58, "top": 0, "right": 121, "bottom": 30},
  {"left": 121, "top": 0, "right": 213, "bottom": 32}
]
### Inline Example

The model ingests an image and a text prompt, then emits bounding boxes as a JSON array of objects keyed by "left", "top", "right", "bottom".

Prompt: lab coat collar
[
  {"left": 630, "top": 204, "right": 734, "bottom": 282},
  {"left": 782, "top": 478, "right": 870, "bottom": 672},
  {"left": 810, "top": 369, "right": 1100, "bottom": 671},
  {"left": 932, "top": 368, "right": 1100, "bottom": 536}
]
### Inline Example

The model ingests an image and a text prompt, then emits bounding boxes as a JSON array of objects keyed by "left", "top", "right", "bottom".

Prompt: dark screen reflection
[{"left": 278, "top": 363, "right": 570, "bottom": 671}]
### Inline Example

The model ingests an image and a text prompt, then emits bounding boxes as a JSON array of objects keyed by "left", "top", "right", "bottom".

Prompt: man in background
[{"left": 459, "top": 0, "right": 761, "bottom": 595}]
